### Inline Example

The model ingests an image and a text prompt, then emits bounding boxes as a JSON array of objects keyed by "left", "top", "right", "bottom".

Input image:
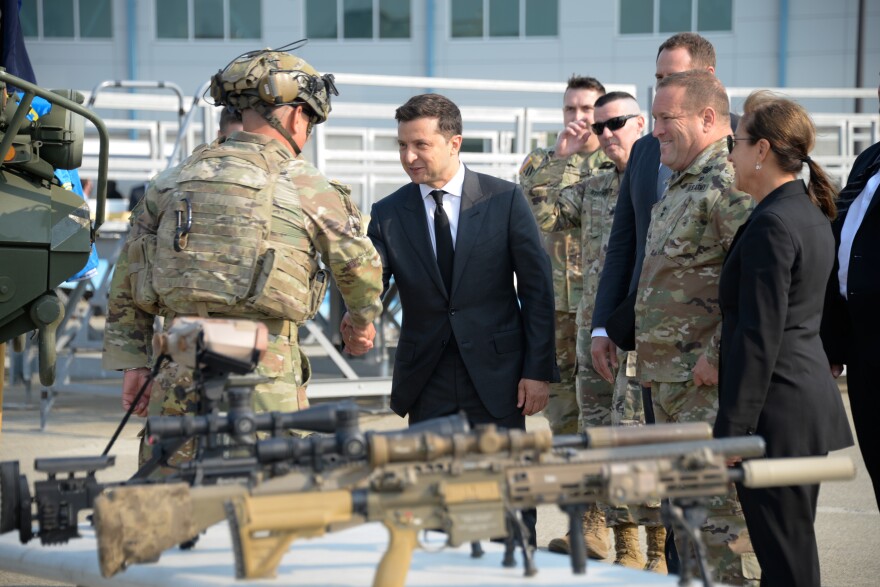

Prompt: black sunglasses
[
  {"left": 591, "top": 114, "right": 639, "bottom": 135},
  {"left": 727, "top": 134, "right": 756, "bottom": 153}
]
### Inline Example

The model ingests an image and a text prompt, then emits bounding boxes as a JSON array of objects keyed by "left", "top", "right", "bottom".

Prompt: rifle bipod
[
  {"left": 501, "top": 509, "right": 537, "bottom": 576},
  {"left": 560, "top": 503, "right": 589, "bottom": 574},
  {"left": 662, "top": 499, "right": 714, "bottom": 587}
]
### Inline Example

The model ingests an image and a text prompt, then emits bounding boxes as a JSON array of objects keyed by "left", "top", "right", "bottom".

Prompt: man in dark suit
[
  {"left": 822, "top": 82, "right": 880, "bottom": 510},
  {"left": 347, "top": 93, "right": 557, "bottom": 431}
]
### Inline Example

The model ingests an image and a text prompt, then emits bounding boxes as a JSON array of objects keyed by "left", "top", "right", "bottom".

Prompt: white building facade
[
  {"left": 16, "top": 0, "right": 880, "bottom": 205},
  {"left": 20, "top": 0, "right": 880, "bottom": 110}
]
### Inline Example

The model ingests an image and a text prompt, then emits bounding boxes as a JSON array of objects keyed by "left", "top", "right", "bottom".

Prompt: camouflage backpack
[{"left": 141, "top": 139, "right": 327, "bottom": 323}]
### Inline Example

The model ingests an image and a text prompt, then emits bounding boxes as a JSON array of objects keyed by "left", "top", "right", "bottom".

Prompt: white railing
[{"left": 77, "top": 75, "right": 878, "bottom": 207}]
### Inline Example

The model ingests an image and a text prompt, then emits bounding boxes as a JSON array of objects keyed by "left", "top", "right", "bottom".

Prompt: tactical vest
[{"left": 131, "top": 139, "right": 327, "bottom": 324}]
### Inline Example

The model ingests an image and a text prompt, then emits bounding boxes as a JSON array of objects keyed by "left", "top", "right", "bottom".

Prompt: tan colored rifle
[
  {"left": 93, "top": 422, "right": 713, "bottom": 577},
  {"left": 223, "top": 438, "right": 855, "bottom": 587}
]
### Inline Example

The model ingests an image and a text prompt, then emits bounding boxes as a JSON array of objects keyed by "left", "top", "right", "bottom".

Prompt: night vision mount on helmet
[{"left": 208, "top": 40, "right": 339, "bottom": 155}]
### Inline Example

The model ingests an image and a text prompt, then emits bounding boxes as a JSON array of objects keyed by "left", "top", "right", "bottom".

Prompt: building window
[
  {"left": 20, "top": 0, "right": 113, "bottom": 39},
  {"left": 156, "top": 0, "right": 262, "bottom": 40},
  {"left": 451, "top": 0, "right": 557, "bottom": 39},
  {"left": 344, "top": 0, "right": 373, "bottom": 39},
  {"left": 379, "top": 0, "right": 410, "bottom": 38},
  {"left": 620, "top": 0, "right": 732, "bottom": 35},
  {"left": 306, "top": 0, "right": 411, "bottom": 40},
  {"left": 696, "top": 0, "right": 732, "bottom": 32}
]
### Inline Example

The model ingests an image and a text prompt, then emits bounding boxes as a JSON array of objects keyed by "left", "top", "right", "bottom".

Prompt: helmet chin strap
[{"left": 253, "top": 102, "right": 302, "bottom": 156}]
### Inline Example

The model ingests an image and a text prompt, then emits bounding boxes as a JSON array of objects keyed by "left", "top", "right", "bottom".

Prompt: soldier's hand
[
  {"left": 590, "top": 336, "right": 618, "bottom": 384},
  {"left": 553, "top": 120, "right": 592, "bottom": 159},
  {"left": 517, "top": 378, "right": 549, "bottom": 416},
  {"left": 340, "top": 312, "right": 375, "bottom": 356},
  {"left": 692, "top": 354, "right": 718, "bottom": 387},
  {"left": 122, "top": 368, "right": 153, "bottom": 417},
  {"left": 830, "top": 363, "right": 844, "bottom": 378}
]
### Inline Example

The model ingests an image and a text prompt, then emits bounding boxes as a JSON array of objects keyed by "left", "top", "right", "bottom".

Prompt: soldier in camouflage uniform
[
  {"left": 519, "top": 75, "right": 607, "bottom": 438},
  {"left": 519, "top": 76, "right": 614, "bottom": 560},
  {"left": 103, "top": 50, "right": 384, "bottom": 467},
  {"left": 637, "top": 71, "right": 759, "bottom": 585},
  {"left": 527, "top": 92, "right": 666, "bottom": 572}
]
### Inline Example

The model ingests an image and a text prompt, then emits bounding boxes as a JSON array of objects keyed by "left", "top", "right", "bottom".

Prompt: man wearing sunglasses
[
  {"left": 519, "top": 76, "right": 613, "bottom": 560},
  {"left": 526, "top": 92, "right": 668, "bottom": 572}
]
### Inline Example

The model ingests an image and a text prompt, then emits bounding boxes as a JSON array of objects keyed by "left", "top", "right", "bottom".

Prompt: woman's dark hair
[{"left": 742, "top": 91, "right": 837, "bottom": 219}]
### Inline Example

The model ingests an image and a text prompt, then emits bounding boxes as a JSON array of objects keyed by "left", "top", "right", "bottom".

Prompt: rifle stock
[
  {"left": 93, "top": 464, "right": 373, "bottom": 577},
  {"left": 93, "top": 484, "right": 211, "bottom": 577},
  {"left": 227, "top": 489, "right": 354, "bottom": 579}
]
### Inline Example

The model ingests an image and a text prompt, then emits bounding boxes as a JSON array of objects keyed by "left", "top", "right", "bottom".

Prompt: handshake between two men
[{"left": 340, "top": 311, "right": 377, "bottom": 356}]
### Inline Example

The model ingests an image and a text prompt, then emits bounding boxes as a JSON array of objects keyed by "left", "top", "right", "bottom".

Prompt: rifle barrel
[
  {"left": 561, "top": 437, "right": 767, "bottom": 463},
  {"left": 553, "top": 422, "right": 713, "bottom": 450},
  {"left": 736, "top": 456, "right": 856, "bottom": 488}
]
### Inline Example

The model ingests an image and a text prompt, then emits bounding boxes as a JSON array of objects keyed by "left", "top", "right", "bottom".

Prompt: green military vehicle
[{"left": 0, "top": 69, "right": 109, "bottom": 405}]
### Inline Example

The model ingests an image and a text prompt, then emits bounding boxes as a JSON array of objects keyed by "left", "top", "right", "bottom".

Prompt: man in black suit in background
[
  {"left": 346, "top": 93, "right": 558, "bottom": 430},
  {"left": 822, "top": 80, "right": 880, "bottom": 511}
]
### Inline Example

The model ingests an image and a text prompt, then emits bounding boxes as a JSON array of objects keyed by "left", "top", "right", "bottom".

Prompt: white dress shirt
[
  {"left": 838, "top": 166, "right": 880, "bottom": 298},
  {"left": 420, "top": 162, "right": 465, "bottom": 256}
]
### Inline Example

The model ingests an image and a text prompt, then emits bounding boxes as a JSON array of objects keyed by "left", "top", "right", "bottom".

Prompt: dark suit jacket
[
  {"left": 714, "top": 180, "right": 852, "bottom": 457},
  {"left": 591, "top": 135, "right": 659, "bottom": 330},
  {"left": 368, "top": 168, "right": 558, "bottom": 419},
  {"left": 822, "top": 141, "right": 880, "bottom": 367}
]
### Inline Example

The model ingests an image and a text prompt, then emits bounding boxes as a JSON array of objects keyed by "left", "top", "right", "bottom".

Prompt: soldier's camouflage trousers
[
  {"left": 611, "top": 351, "right": 645, "bottom": 426},
  {"left": 138, "top": 329, "right": 311, "bottom": 470},
  {"left": 575, "top": 325, "right": 646, "bottom": 431},
  {"left": 577, "top": 328, "right": 662, "bottom": 526},
  {"left": 543, "top": 311, "right": 579, "bottom": 435},
  {"left": 650, "top": 379, "right": 761, "bottom": 586}
]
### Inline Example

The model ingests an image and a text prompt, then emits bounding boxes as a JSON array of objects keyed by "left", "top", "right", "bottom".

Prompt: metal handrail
[
  {"left": 166, "top": 80, "right": 212, "bottom": 168},
  {"left": 86, "top": 80, "right": 188, "bottom": 170},
  {"left": 86, "top": 79, "right": 186, "bottom": 115}
]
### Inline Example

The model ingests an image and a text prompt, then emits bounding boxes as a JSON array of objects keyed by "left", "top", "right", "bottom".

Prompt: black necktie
[{"left": 431, "top": 189, "right": 454, "bottom": 294}]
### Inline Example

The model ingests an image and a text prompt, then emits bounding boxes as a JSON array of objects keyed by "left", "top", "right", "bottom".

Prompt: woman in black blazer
[{"left": 714, "top": 91, "right": 853, "bottom": 587}]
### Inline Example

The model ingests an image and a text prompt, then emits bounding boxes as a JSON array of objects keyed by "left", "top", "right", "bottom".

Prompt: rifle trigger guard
[
  {"left": 174, "top": 196, "right": 193, "bottom": 252},
  {"left": 416, "top": 529, "right": 448, "bottom": 553}
]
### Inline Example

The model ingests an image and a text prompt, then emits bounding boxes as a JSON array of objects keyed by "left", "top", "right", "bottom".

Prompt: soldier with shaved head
[{"left": 527, "top": 91, "right": 666, "bottom": 571}]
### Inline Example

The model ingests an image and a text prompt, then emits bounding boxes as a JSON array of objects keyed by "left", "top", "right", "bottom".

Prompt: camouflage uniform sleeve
[
  {"left": 704, "top": 186, "right": 755, "bottom": 367},
  {"left": 525, "top": 167, "right": 586, "bottom": 233},
  {"left": 298, "top": 173, "right": 383, "bottom": 328},
  {"left": 518, "top": 148, "right": 549, "bottom": 188},
  {"left": 102, "top": 188, "right": 162, "bottom": 370}
]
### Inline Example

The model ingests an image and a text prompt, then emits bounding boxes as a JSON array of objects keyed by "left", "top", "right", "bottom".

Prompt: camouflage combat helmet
[{"left": 209, "top": 46, "right": 338, "bottom": 154}]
